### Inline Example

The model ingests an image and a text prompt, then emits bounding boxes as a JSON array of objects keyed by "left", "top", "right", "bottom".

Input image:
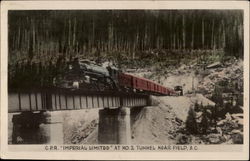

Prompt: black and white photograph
[{"left": 1, "top": 0, "right": 249, "bottom": 160}]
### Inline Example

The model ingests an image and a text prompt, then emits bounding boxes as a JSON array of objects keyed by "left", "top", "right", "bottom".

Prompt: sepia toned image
[
  {"left": 1, "top": 0, "right": 249, "bottom": 160},
  {"left": 7, "top": 9, "right": 244, "bottom": 145}
]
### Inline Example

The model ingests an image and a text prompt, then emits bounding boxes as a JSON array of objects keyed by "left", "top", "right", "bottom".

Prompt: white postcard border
[{"left": 1, "top": 1, "right": 249, "bottom": 160}]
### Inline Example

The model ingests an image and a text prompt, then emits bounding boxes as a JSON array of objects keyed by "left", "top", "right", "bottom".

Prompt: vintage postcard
[{"left": 0, "top": 0, "right": 249, "bottom": 160}]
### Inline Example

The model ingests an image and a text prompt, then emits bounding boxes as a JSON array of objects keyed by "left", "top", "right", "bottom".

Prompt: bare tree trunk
[
  {"left": 173, "top": 33, "right": 176, "bottom": 49},
  {"left": 68, "top": 19, "right": 71, "bottom": 56},
  {"left": 73, "top": 17, "right": 76, "bottom": 52},
  {"left": 17, "top": 26, "right": 21, "bottom": 50},
  {"left": 182, "top": 14, "right": 186, "bottom": 49},
  {"left": 202, "top": 18, "right": 205, "bottom": 49},
  {"left": 92, "top": 15, "right": 95, "bottom": 53},
  {"left": 32, "top": 19, "right": 36, "bottom": 57},
  {"left": 191, "top": 19, "right": 195, "bottom": 49},
  {"left": 222, "top": 20, "right": 226, "bottom": 49},
  {"left": 211, "top": 19, "right": 215, "bottom": 50}
]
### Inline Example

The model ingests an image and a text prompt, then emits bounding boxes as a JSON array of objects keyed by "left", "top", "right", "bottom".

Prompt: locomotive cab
[{"left": 106, "top": 65, "right": 120, "bottom": 90}]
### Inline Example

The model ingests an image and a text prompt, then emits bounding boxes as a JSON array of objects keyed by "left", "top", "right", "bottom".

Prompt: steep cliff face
[
  {"left": 131, "top": 105, "right": 179, "bottom": 144},
  {"left": 131, "top": 94, "right": 215, "bottom": 144}
]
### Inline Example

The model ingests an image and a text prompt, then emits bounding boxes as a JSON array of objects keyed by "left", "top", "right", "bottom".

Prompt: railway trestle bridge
[{"left": 9, "top": 88, "right": 151, "bottom": 144}]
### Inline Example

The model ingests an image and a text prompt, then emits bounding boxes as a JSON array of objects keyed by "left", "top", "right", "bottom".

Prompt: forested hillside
[
  {"left": 8, "top": 10, "right": 243, "bottom": 89},
  {"left": 9, "top": 10, "right": 243, "bottom": 63}
]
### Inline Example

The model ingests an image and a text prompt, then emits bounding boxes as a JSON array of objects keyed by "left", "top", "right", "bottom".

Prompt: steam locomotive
[{"left": 54, "top": 58, "right": 182, "bottom": 96}]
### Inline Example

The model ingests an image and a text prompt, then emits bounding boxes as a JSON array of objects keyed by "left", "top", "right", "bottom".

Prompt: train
[
  {"left": 118, "top": 73, "right": 177, "bottom": 96},
  {"left": 54, "top": 58, "right": 182, "bottom": 96}
]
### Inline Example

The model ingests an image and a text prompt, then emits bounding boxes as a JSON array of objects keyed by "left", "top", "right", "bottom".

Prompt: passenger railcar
[{"left": 118, "top": 73, "right": 176, "bottom": 96}]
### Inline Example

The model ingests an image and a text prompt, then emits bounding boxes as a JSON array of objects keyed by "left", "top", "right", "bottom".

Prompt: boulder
[
  {"left": 207, "top": 134, "right": 225, "bottom": 144},
  {"left": 231, "top": 113, "right": 243, "bottom": 119},
  {"left": 216, "top": 127, "right": 223, "bottom": 135},
  {"left": 232, "top": 133, "right": 243, "bottom": 144},
  {"left": 225, "top": 112, "right": 232, "bottom": 121},
  {"left": 176, "top": 134, "right": 190, "bottom": 144},
  {"left": 231, "top": 129, "right": 242, "bottom": 134},
  {"left": 236, "top": 118, "right": 243, "bottom": 126},
  {"left": 207, "top": 62, "right": 222, "bottom": 69},
  {"left": 217, "top": 119, "right": 227, "bottom": 126}
]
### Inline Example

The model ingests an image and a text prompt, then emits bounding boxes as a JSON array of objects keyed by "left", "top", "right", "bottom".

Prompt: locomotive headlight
[
  {"left": 73, "top": 81, "right": 79, "bottom": 89},
  {"left": 84, "top": 75, "right": 90, "bottom": 83}
]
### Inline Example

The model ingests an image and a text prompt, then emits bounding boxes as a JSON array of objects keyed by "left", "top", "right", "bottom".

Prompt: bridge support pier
[
  {"left": 12, "top": 111, "right": 63, "bottom": 144},
  {"left": 98, "top": 107, "right": 131, "bottom": 144},
  {"left": 117, "top": 108, "right": 131, "bottom": 144}
]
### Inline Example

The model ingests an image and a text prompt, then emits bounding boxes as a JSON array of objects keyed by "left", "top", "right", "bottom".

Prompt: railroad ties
[{"left": 8, "top": 88, "right": 149, "bottom": 113}]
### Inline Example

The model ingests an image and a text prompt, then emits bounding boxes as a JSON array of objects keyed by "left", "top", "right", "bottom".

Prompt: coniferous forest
[{"left": 8, "top": 10, "right": 243, "bottom": 88}]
